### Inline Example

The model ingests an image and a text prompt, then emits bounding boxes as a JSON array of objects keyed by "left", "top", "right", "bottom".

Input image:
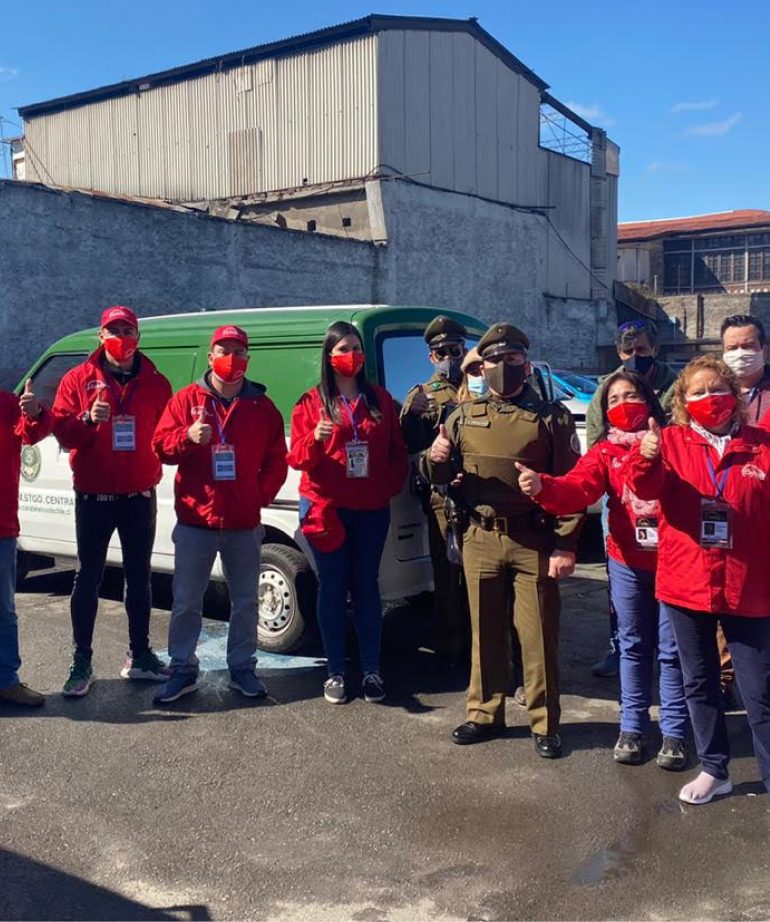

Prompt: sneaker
[
  {"left": 592, "top": 647, "right": 620, "bottom": 678},
  {"left": 323, "top": 675, "right": 347, "bottom": 704},
  {"left": 362, "top": 672, "right": 385, "bottom": 703},
  {"left": 613, "top": 731, "right": 644, "bottom": 764},
  {"left": 229, "top": 669, "right": 267, "bottom": 698},
  {"left": 657, "top": 736, "right": 689, "bottom": 772},
  {"left": 120, "top": 649, "right": 170, "bottom": 681},
  {"left": 153, "top": 672, "right": 199, "bottom": 705},
  {"left": 0, "top": 683, "right": 45, "bottom": 707},
  {"left": 62, "top": 657, "right": 95, "bottom": 697}
]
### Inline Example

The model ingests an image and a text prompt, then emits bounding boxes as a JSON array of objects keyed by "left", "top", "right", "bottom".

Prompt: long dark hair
[
  {"left": 318, "top": 321, "right": 382, "bottom": 423},
  {"left": 599, "top": 369, "right": 667, "bottom": 437}
]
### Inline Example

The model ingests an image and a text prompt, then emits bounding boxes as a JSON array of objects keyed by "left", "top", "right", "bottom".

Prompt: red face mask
[
  {"left": 212, "top": 353, "right": 248, "bottom": 383},
  {"left": 606, "top": 401, "right": 649, "bottom": 432},
  {"left": 686, "top": 392, "right": 736, "bottom": 429},
  {"left": 331, "top": 352, "right": 365, "bottom": 378},
  {"left": 103, "top": 335, "right": 138, "bottom": 363}
]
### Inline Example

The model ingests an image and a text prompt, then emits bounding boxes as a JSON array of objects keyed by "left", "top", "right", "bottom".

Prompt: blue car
[{"left": 552, "top": 370, "right": 598, "bottom": 402}]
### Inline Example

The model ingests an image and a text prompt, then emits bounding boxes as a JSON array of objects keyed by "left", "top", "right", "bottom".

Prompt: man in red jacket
[
  {"left": 52, "top": 306, "right": 173, "bottom": 696},
  {"left": 152, "top": 325, "right": 288, "bottom": 703},
  {"left": 0, "top": 381, "right": 52, "bottom": 707}
]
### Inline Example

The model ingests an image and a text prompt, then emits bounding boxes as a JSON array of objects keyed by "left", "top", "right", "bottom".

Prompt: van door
[{"left": 18, "top": 353, "right": 88, "bottom": 554}]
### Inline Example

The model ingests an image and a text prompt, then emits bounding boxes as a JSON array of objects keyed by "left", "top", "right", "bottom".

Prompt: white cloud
[
  {"left": 671, "top": 98, "right": 719, "bottom": 114},
  {"left": 0, "top": 66, "right": 18, "bottom": 82},
  {"left": 646, "top": 160, "right": 688, "bottom": 174},
  {"left": 685, "top": 112, "right": 743, "bottom": 137},
  {"left": 564, "top": 101, "right": 616, "bottom": 127}
]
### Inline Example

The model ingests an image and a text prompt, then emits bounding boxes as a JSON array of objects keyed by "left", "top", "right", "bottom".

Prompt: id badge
[
  {"left": 345, "top": 440, "right": 370, "bottom": 479},
  {"left": 700, "top": 498, "right": 732, "bottom": 549},
  {"left": 112, "top": 415, "right": 136, "bottom": 451},
  {"left": 212, "top": 443, "right": 237, "bottom": 481},
  {"left": 634, "top": 515, "right": 658, "bottom": 550}
]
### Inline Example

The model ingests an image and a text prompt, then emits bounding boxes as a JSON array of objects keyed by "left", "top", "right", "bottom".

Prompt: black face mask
[
  {"left": 436, "top": 357, "right": 463, "bottom": 386},
  {"left": 486, "top": 361, "right": 527, "bottom": 397},
  {"left": 622, "top": 353, "right": 655, "bottom": 376}
]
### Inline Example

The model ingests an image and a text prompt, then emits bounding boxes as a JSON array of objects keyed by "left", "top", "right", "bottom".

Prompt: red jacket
[
  {"left": 51, "top": 349, "right": 172, "bottom": 494},
  {"left": 288, "top": 385, "right": 409, "bottom": 510},
  {"left": 536, "top": 438, "right": 659, "bottom": 572},
  {"left": 627, "top": 424, "right": 770, "bottom": 616},
  {"left": 152, "top": 376, "right": 288, "bottom": 530},
  {"left": 0, "top": 392, "right": 52, "bottom": 538}
]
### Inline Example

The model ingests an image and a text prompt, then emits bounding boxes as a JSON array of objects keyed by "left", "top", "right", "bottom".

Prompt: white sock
[{"left": 679, "top": 771, "right": 729, "bottom": 803}]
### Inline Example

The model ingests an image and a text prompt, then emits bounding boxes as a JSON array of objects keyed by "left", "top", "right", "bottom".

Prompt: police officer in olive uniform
[
  {"left": 400, "top": 316, "right": 469, "bottom": 666},
  {"left": 423, "top": 322, "right": 584, "bottom": 758}
]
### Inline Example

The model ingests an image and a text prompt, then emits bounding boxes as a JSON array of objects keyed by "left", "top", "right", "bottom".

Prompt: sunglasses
[
  {"left": 618, "top": 319, "right": 656, "bottom": 334},
  {"left": 431, "top": 345, "right": 464, "bottom": 359}
]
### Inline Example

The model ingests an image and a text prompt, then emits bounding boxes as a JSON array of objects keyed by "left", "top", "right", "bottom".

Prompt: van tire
[{"left": 258, "top": 543, "right": 316, "bottom": 653}]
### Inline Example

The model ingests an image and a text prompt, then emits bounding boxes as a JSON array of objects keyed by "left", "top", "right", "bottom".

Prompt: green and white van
[{"left": 16, "top": 305, "right": 489, "bottom": 652}]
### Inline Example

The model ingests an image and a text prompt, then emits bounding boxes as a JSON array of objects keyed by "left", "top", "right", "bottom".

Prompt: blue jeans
[
  {"left": 168, "top": 523, "right": 264, "bottom": 675},
  {"left": 664, "top": 604, "right": 770, "bottom": 791},
  {"left": 0, "top": 537, "right": 21, "bottom": 690},
  {"left": 301, "top": 500, "right": 391, "bottom": 677},
  {"left": 608, "top": 558, "right": 689, "bottom": 738}
]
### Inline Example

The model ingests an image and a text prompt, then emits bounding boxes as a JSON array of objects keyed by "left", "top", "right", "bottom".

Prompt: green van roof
[{"left": 41, "top": 305, "right": 488, "bottom": 352}]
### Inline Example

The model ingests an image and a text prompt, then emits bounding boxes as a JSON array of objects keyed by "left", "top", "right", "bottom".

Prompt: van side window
[
  {"left": 377, "top": 333, "right": 479, "bottom": 404},
  {"left": 28, "top": 354, "right": 88, "bottom": 408}
]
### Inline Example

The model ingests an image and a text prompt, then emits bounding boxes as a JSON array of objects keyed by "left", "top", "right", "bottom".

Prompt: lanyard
[
  {"left": 340, "top": 396, "right": 361, "bottom": 441},
  {"left": 104, "top": 377, "right": 135, "bottom": 416},
  {"left": 210, "top": 398, "right": 237, "bottom": 444},
  {"left": 705, "top": 453, "right": 733, "bottom": 499}
]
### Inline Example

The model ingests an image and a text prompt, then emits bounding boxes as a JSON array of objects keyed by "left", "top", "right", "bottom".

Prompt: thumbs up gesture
[
  {"left": 187, "top": 417, "right": 213, "bottom": 445},
  {"left": 409, "top": 384, "right": 430, "bottom": 415},
  {"left": 430, "top": 423, "right": 452, "bottom": 463},
  {"left": 90, "top": 396, "right": 111, "bottom": 424},
  {"left": 515, "top": 461, "right": 542, "bottom": 497},
  {"left": 640, "top": 417, "right": 662, "bottom": 460},
  {"left": 19, "top": 379, "right": 40, "bottom": 419},
  {"left": 314, "top": 411, "right": 334, "bottom": 443}
]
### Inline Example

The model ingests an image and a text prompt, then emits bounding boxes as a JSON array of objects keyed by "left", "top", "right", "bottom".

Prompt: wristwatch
[{"left": 81, "top": 411, "right": 95, "bottom": 427}]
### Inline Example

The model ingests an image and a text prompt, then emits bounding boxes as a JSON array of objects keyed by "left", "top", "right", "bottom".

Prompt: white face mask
[{"left": 722, "top": 347, "right": 764, "bottom": 379}]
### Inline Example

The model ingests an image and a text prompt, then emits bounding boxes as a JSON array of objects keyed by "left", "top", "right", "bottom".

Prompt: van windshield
[{"left": 378, "top": 332, "right": 479, "bottom": 405}]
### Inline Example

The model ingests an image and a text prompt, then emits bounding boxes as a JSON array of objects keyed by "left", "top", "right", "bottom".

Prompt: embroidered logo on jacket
[{"left": 741, "top": 463, "right": 766, "bottom": 480}]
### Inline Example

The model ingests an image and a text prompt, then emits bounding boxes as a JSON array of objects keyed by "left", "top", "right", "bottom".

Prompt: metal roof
[
  {"left": 18, "top": 14, "right": 550, "bottom": 119},
  {"left": 619, "top": 209, "right": 770, "bottom": 242}
]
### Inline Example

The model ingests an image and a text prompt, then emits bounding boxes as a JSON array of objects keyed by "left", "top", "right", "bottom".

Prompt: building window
[{"left": 663, "top": 231, "right": 770, "bottom": 293}]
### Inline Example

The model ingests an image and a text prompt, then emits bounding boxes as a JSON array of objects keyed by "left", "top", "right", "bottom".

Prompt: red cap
[
  {"left": 211, "top": 324, "right": 249, "bottom": 349},
  {"left": 100, "top": 305, "right": 139, "bottom": 330}
]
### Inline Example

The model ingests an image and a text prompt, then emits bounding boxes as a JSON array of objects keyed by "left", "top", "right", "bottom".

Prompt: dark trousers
[
  {"left": 663, "top": 603, "right": 770, "bottom": 792},
  {"left": 302, "top": 501, "right": 391, "bottom": 678},
  {"left": 71, "top": 491, "right": 157, "bottom": 659}
]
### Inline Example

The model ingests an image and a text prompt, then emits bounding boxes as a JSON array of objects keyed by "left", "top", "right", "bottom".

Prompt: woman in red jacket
[
  {"left": 517, "top": 371, "right": 689, "bottom": 769},
  {"left": 288, "top": 322, "right": 408, "bottom": 705},
  {"left": 628, "top": 354, "right": 770, "bottom": 804}
]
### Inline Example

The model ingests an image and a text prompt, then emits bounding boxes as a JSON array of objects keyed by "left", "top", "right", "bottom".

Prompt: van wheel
[{"left": 258, "top": 544, "right": 316, "bottom": 653}]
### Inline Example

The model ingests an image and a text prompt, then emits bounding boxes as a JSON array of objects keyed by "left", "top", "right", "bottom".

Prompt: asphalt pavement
[{"left": 1, "top": 533, "right": 769, "bottom": 921}]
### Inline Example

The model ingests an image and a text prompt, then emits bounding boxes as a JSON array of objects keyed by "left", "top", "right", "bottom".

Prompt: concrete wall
[
  {"left": 0, "top": 178, "right": 613, "bottom": 387},
  {"left": 0, "top": 181, "right": 378, "bottom": 386},
  {"left": 658, "top": 292, "right": 770, "bottom": 344}
]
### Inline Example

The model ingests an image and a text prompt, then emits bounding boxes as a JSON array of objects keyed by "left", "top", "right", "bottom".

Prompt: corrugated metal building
[{"left": 15, "top": 14, "right": 620, "bottom": 352}]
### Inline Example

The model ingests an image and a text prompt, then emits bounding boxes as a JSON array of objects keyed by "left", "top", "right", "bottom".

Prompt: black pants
[
  {"left": 664, "top": 603, "right": 770, "bottom": 792},
  {"left": 71, "top": 491, "right": 157, "bottom": 659}
]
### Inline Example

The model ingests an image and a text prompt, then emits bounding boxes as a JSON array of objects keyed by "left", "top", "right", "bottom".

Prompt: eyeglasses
[{"left": 432, "top": 345, "right": 464, "bottom": 359}]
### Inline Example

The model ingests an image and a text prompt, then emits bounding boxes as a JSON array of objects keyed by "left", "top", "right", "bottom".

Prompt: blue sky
[{"left": 1, "top": 0, "right": 766, "bottom": 221}]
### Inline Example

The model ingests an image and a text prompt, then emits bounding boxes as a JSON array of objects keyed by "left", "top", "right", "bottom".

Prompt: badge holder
[
  {"left": 112, "top": 415, "right": 136, "bottom": 452},
  {"left": 212, "top": 443, "right": 237, "bottom": 481},
  {"left": 345, "top": 440, "right": 370, "bottom": 479},
  {"left": 700, "top": 498, "right": 732, "bottom": 549},
  {"left": 634, "top": 515, "right": 659, "bottom": 550}
]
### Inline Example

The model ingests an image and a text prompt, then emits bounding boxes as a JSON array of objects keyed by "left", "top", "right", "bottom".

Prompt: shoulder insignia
[{"left": 430, "top": 382, "right": 443, "bottom": 391}]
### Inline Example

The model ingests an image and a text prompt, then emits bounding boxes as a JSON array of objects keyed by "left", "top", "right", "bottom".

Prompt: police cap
[
  {"left": 477, "top": 322, "right": 530, "bottom": 359},
  {"left": 424, "top": 315, "right": 467, "bottom": 348}
]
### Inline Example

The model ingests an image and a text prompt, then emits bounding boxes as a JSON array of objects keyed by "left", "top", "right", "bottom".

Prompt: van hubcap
[{"left": 258, "top": 568, "right": 294, "bottom": 634}]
